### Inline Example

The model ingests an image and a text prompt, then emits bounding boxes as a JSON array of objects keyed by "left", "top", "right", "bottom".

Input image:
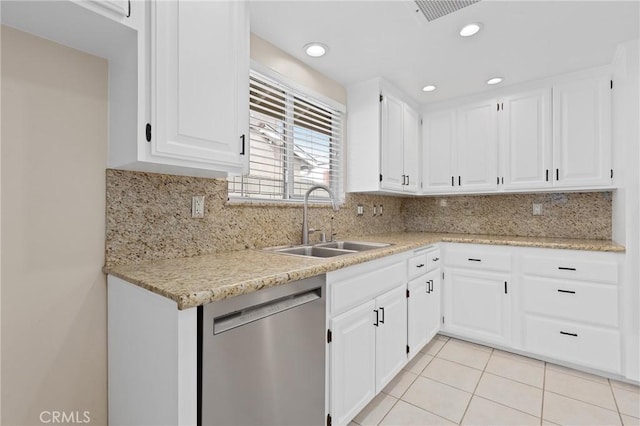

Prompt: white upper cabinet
[
  {"left": 422, "top": 68, "right": 613, "bottom": 195},
  {"left": 402, "top": 104, "right": 421, "bottom": 193},
  {"left": 347, "top": 79, "right": 420, "bottom": 194},
  {"left": 422, "top": 99, "right": 498, "bottom": 193},
  {"left": 72, "top": 0, "right": 133, "bottom": 25},
  {"left": 108, "top": 0, "right": 250, "bottom": 178},
  {"left": 499, "top": 88, "right": 553, "bottom": 190},
  {"left": 456, "top": 99, "right": 499, "bottom": 191},
  {"left": 422, "top": 109, "right": 456, "bottom": 192},
  {"left": 380, "top": 93, "right": 406, "bottom": 192},
  {"left": 552, "top": 75, "right": 612, "bottom": 188},
  {"left": 151, "top": 0, "right": 249, "bottom": 176}
]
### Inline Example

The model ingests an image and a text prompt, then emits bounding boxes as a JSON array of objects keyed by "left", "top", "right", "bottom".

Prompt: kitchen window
[{"left": 228, "top": 70, "right": 344, "bottom": 202}]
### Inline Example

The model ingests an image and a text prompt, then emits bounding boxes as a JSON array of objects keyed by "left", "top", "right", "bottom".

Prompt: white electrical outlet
[
  {"left": 532, "top": 203, "right": 543, "bottom": 216},
  {"left": 357, "top": 205, "right": 364, "bottom": 216},
  {"left": 192, "top": 196, "right": 205, "bottom": 218},
  {"left": 373, "top": 205, "right": 378, "bottom": 216},
  {"left": 378, "top": 204, "right": 383, "bottom": 215}
]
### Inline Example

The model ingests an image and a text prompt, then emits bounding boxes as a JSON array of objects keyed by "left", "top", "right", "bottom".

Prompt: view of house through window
[{"left": 228, "top": 71, "right": 343, "bottom": 201}]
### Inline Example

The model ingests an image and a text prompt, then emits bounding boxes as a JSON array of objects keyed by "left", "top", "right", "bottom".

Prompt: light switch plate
[{"left": 373, "top": 205, "right": 378, "bottom": 216}]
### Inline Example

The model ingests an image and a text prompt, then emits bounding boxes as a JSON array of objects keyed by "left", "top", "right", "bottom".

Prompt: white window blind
[{"left": 229, "top": 71, "right": 343, "bottom": 201}]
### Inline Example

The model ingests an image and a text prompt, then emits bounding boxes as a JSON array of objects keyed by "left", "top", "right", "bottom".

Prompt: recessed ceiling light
[
  {"left": 460, "top": 23, "right": 481, "bottom": 37},
  {"left": 304, "top": 43, "right": 328, "bottom": 58},
  {"left": 422, "top": 85, "right": 437, "bottom": 92},
  {"left": 487, "top": 77, "right": 503, "bottom": 85}
]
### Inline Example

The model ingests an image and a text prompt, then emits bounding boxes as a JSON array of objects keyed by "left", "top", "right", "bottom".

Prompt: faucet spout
[{"left": 302, "top": 185, "right": 339, "bottom": 245}]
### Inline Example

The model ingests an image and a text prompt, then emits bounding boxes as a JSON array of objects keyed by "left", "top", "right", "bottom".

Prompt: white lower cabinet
[
  {"left": 443, "top": 268, "right": 511, "bottom": 346},
  {"left": 519, "top": 249, "right": 622, "bottom": 374},
  {"left": 330, "top": 300, "right": 377, "bottom": 426},
  {"left": 374, "top": 286, "right": 409, "bottom": 391},
  {"left": 327, "top": 254, "right": 409, "bottom": 426},
  {"left": 329, "top": 284, "right": 407, "bottom": 426},
  {"left": 442, "top": 243, "right": 512, "bottom": 347},
  {"left": 329, "top": 243, "right": 627, "bottom": 426},
  {"left": 408, "top": 269, "right": 440, "bottom": 359}
]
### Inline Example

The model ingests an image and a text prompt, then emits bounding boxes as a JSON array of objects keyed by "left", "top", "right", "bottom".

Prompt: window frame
[{"left": 228, "top": 61, "right": 346, "bottom": 205}]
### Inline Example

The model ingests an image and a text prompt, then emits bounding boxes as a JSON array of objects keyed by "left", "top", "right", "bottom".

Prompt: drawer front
[
  {"left": 445, "top": 246, "right": 511, "bottom": 272},
  {"left": 426, "top": 249, "right": 441, "bottom": 272},
  {"left": 522, "top": 277, "right": 619, "bottom": 327},
  {"left": 523, "top": 315, "right": 621, "bottom": 373},
  {"left": 521, "top": 255, "right": 618, "bottom": 284},
  {"left": 330, "top": 261, "right": 405, "bottom": 316},
  {"left": 408, "top": 253, "right": 429, "bottom": 280}
]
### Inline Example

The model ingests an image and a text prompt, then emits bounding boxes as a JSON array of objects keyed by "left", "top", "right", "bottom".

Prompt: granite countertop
[{"left": 104, "top": 232, "right": 625, "bottom": 310}]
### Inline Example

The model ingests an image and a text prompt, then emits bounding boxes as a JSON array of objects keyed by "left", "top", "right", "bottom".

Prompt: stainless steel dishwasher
[{"left": 199, "top": 275, "right": 326, "bottom": 426}]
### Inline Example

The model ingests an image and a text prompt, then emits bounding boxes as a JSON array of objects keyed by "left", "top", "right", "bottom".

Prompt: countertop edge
[{"left": 105, "top": 234, "right": 625, "bottom": 310}]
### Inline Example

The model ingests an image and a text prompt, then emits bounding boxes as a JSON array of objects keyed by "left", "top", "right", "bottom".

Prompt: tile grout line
[
  {"left": 394, "top": 398, "right": 461, "bottom": 425},
  {"left": 609, "top": 378, "right": 626, "bottom": 426},
  {"left": 458, "top": 347, "right": 494, "bottom": 425},
  {"left": 543, "top": 389, "right": 621, "bottom": 414},
  {"left": 541, "top": 362, "right": 547, "bottom": 425},
  {"left": 376, "top": 395, "right": 401, "bottom": 426}
]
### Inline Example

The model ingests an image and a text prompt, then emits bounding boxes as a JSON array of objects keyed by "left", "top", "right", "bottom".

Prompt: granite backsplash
[
  {"left": 105, "top": 169, "right": 404, "bottom": 266},
  {"left": 105, "top": 169, "right": 612, "bottom": 266},
  {"left": 403, "top": 192, "right": 612, "bottom": 239}
]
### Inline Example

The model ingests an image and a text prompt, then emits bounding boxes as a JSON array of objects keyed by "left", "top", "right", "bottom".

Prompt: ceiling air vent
[{"left": 413, "top": 0, "right": 481, "bottom": 22}]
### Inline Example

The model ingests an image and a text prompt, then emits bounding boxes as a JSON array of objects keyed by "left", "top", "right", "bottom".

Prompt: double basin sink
[{"left": 265, "top": 241, "right": 392, "bottom": 258}]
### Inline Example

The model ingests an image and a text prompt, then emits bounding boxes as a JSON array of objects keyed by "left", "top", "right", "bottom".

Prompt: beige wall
[
  {"left": 1, "top": 26, "right": 108, "bottom": 425},
  {"left": 251, "top": 33, "right": 347, "bottom": 105}
]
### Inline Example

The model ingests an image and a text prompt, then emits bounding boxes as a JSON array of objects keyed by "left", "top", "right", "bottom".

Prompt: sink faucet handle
[
  {"left": 330, "top": 232, "right": 338, "bottom": 242},
  {"left": 320, "top": 231, "right": 327, "bottom": 243}
]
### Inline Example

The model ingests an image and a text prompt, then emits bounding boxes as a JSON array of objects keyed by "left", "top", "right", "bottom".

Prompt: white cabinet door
[
  {"left": 408, "top": 275, "right": 429, "bottom": 359},
  {"left": 408, "top": 269, "right": 441, "bottom": 358},
  {"left": 500, "top": 89, "right": 553, "bottom": 190},
  {"left": 425, "top": 269, "right": 441, "bottom": 344},
  {"left": 153, "top": 0, "right": 249, "bottom": 172},
  {"left": 380, "top": 93, "right": 405, "bottom": 192},
  {"left": 422, "top": 109, "right": 456, "bottom": 193},
  {"left": 375, "top": 285, "right": 408, "bottom": 392},
  {"left": 403, "top": 104, "right": 420, "bottom": 193},
  {"left": 444, "top": 268, "right": 511, "bottom": 346},
  {"left": 330, "top": 300, "right": 377, "bottom": 426},
  {"left": 553, "top": 75, "right": 612, "bottom": 187},
  {"left": 456, "top": 99, "right": 498, "bottom": 191}
]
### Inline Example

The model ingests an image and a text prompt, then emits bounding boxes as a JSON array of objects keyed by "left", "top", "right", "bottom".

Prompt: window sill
[{"left": 226, "top": 197, "right": 344, "bottom": 209}]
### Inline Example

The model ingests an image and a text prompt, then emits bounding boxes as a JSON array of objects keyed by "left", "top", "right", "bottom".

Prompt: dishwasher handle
[{"left": 213, "top": 288, "right": 321, "bottom": 335}]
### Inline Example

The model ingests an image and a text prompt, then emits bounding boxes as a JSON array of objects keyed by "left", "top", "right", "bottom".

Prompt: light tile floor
[{"left": 351, "top": 335, "right": 640, "bottom": 426}]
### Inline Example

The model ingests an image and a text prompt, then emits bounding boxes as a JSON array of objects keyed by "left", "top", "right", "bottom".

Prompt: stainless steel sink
[
  {"left": 314, "top": 241, "right": 392, "bottom": 251},
  {"left": 272, "top": 246, "right": 357, "bottom": 258},
  {"left": 264, "top": 241, "right": 392, "bottom": 258}
]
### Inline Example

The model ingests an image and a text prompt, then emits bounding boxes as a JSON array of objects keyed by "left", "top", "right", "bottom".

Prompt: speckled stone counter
[{"left": 104, "top": 232, "right": 624, "bottom": 310}]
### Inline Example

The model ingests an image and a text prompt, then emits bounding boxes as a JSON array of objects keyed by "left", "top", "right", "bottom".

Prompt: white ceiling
[{"left": 249, "top": 0, "right": 640, "bottom": 105}]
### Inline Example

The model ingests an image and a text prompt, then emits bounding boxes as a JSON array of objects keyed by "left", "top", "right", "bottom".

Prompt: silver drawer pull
[
  {"left": 558, "top": 267, "right": 576, "bottom": 271},
  {"left": 557, "top": 289, "right": 576, "bottom": 294},
  {"left": 416, "top": 264, "right": 425, "bottom": 268},
  {"left": 433, "top": 257, "right": 440, "bottom": 261},
  {"left": 560, "top": 331, "right": 578, "bottom": 337},
  {"left": 468, "top": 258, "right": 481, "bottom": 262}
]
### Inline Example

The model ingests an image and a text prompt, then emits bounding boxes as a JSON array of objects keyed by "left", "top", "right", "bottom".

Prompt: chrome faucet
[{"left": 302, "top": 185, "right": 339, "bottom": 245}]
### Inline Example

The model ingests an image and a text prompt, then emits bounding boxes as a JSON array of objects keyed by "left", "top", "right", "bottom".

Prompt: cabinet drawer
[
  {"left": 446, "top": 247, "right": 511, "bottom": 272},
  {"left": 522, "top": 277, "right": 619, "bottom": 327},
  {"left": 523, "top": 315, "right": 620, "bottom": 373},
  {"left": 408, "top": 253, "right": 429, "bottom": 280},
  {"left": 521, "top": 255, "right": 618, "bottom": 284},
  {"left": 426, "top": 249, "right": 441, "bottom": 272},
  {"left": 330, "top": 261, "right": 405, "bottom": 316}
]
